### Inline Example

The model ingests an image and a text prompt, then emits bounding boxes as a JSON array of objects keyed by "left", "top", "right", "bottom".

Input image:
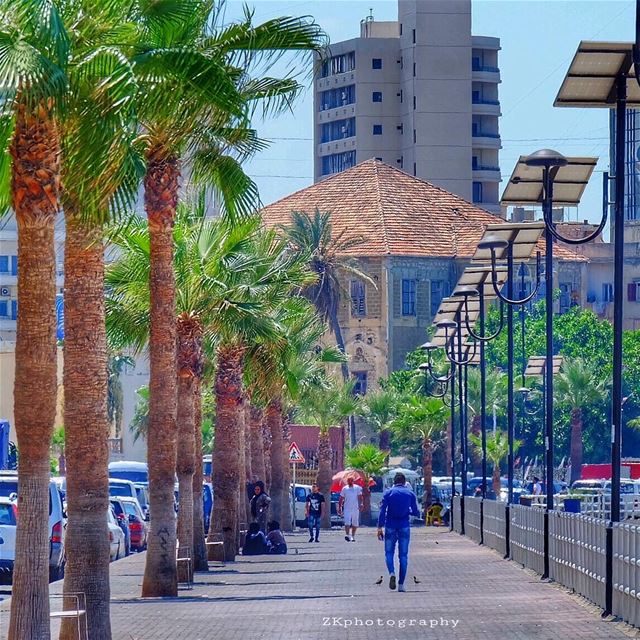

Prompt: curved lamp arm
[
  {"left": 445, "top": 337, "right": 478, "bottom": 367},
  {"left": 463, "top": 296, "right": 505, "bottom": 342},
  {"left": 419, "top": 344, "right": 454, "bottom": 383},
  {"left": 541, "top": 206, "right": 607, "bottom": 246},
  {"left": 442, "top": 392, "right": 460, "bottom": 409},
  {"left": 490, "top": 251, "right": 542, "bottom": 306}
]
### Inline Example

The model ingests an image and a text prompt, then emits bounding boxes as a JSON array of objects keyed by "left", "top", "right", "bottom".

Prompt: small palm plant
[
  {"left": 359, "top": 391, "right": 397, "bottom": 453},
  {"left": 469, "top": 430, "right": 522, "bottom": 498},
  {"left": 344, "top": 444, "right": 387, "bottom": 525}
]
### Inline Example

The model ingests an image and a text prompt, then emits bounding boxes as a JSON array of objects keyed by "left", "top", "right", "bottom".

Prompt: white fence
[
  {"left": 466, "top": 497, "right": 482, "bottom": 543},
  {"left": 613, "top": 520, "right": 640, "bottom": 628},
  {"left": 482, "top": 499, "right": 507, "bottom": 557},
  {"left": 549, "top": 512, "right": 607, "bottom": 609},
  {"left": 509, "top": 504, "right": 546, "bottom": 576}
]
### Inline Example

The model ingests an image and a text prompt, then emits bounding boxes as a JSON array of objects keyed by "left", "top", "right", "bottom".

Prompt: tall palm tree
[
  {"left": 281, "top": 209, "right": 374, "bottom": 446},
  {"left": 299, "top": 380, "right": 359, "bottom": 528},
  {"left": 344, "top": 444, "right": 387, "bottom": 525},
  {"left": 470, "top": 430, "right": 522, "bottom": 498},
  {"left": 130, "top": 1, "right": 325, "bottom": 597},
  {"left": 392, "top": 395, "right": 449, "bottom": 510},
  {"left": 359, "top": 390, "right": 397, "bottom": 452},
  {"left": 107, "top": 354, "right": 135, "bottom": 440},
  {"left": 466, "top": 368, "right": 506, "bottom": 476},
  {"left": 555, "top": 358, "right": 608, "bottom": 485},
  {"left": 0, "top": 0, "right": 67, "bottom": 633}
]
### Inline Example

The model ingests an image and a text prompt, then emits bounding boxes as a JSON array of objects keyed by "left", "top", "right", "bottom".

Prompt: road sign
[{"left": 288, "top": 441, "right": 305, "bottom": 464}]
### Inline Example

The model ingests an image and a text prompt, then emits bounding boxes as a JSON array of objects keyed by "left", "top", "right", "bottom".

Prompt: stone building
[{"left": 261, "top": 159, "right": 587, "bottom": 390}]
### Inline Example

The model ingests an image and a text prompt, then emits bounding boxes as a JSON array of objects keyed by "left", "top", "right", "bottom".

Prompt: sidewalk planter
[{"left": 563, "top": 498, "right": 581, "bottom": 513}]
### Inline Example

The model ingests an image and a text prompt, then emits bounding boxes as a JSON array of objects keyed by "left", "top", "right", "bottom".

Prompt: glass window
[
  {"left": 319, "top": 85, "right": 355, "bottom": 111},
  {"left": 559, "top": 283, "right": 572, "bottom": 313},
  {"left": 0, "top": 503, "right": 16, "bottom": 526},
  {"left": 321, "top": 117, "right": 356, "bottom": 143},
  {"left": 430, "top": 280, "right": 450, "bottom": 316},
  {"left": 402, "top": 279, "right": 416, "bottom": 316},
  {"left": 372, "top": 124, "right": 382, "bottom": 135},
  {"left": 473, "top": 182, "right": 483, "bottom": 203},
  {"left": 353, "top": 372, "right": 367, "bottom": 395},
  {"left": 372, "top": 58, "right": 382, "bottom": 69},
  {"left": 372, "top": 91, "right": 383, "bottom": 103},
  {"left": 10, "top": 256, "right": 17, "bottom": 276},
  {"left": 413, "top": 95, "right": 416, "bottom": 110},
  {"left": 603, "top": 283, "right": 614, "bottom": 302},
  {"left": 0, "top": 301, "right": 7, "bottom": 318},
  {"left": 10, "top": 300, "right": 16, "bottom": 320},
  {"left": 321, "top": 151, "right": 356, "bottom": 176},
  {"left": 0, "top": 256, "right": 8, "bottom": 273},
  {"left": 350, "top": 280, "right": 366, "bottom": 317}
]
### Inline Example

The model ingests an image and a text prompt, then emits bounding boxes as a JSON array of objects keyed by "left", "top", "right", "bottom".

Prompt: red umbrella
[{"left": 331, "top": 469, "right": 376, "bottom": 493}]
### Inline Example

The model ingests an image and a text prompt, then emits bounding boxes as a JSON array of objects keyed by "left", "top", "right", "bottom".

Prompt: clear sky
[{"left": 224, "top": 0, "right": 636, "bottom": 222}]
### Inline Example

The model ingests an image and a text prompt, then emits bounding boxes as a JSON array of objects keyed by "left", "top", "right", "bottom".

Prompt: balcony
[
  {"left": 472, "top": 165, "right": 501, "bottom": 182},
  {"left": 472, "top": 66, "right": 501, "bottom": 84},
  {"left": 472, "top": 132, "right": 502, "bottom": 150},
  {"left": 472, "top": 98, "right": 501, "bottom": 116}
]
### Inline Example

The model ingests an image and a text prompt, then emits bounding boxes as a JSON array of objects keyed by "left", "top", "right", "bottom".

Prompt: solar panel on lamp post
[{"left": 501, "top": 152, "right": 596, "bottom": 580}]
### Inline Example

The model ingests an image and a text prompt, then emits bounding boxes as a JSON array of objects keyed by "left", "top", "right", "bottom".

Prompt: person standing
[
  {"left": 250, "top": 481, "right": 271, "bottom": 533},
  {"left": 338, "top": 476, "right": 363, "bottom": 542},
  {"left": 532, "top": 477, "right": 542, "bottom": 496},
  {"left": 377, "top": 472, "right": 420, "bottom": 592},
  {"left": 305, "top": 483, "right": 325, "bottom": 543}
]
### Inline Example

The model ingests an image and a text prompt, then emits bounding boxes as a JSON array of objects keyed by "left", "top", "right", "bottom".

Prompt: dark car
[
  {"left": 109, "top": 498, "right": 131, "bottom": 556},
  {"left": 120, "top": 497, "right": 148, "bottom": 551}
]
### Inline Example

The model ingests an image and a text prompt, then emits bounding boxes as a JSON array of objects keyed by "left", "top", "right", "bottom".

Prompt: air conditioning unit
[{"left": 0, "top": 287, "right": 9, "bottom": 297}]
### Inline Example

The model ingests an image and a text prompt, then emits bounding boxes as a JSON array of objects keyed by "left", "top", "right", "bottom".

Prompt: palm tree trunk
[
  {"left": 192, "top": 377, "right": 208, "bottom": 572},
  {"left": 244, "top": 404, "right": 253, "bottom": 525},
  {"left": 492, "top": 464, "right": 501, "bottom": 497},
  {"left": 316, "top": 430, "right": 333, "bottom": 529},
  {"left": 8, "top": 101, "right": 60, "bottom": 640},
  {"left": 60, "top": 215, "right": 111, "bottom": 640},
  {"left": 470, "top": 416, "right": 482, "bottom": 477},
  {"left": 361, "top": 478, "right": 372, "bottom": 526},
  {"left": 267, "top": 399, "right": 285, "bottom": 529},
  {"left": 446, "top": 417, "right": 452, "bottom": 475},
  {"left": 262, "top": 417, "right": 272, "bottom": 490},
  {"left": 141, "top": 148, "right": 179, "bottom": 598},
  {"left": 237, "top": 401, "right": 247, "bottom": 538},
  {"left": 569, "top": 408, "right": 583, "bottom": 485},
  {"left": 379, "top": 429, "right": 390, "bottom": 452},
  {"left": 329, "top": 308, "right": 355, "bottom": 447},
  {"left": 209, "top": 343, "right": 245, "bottom": 561},
  {"left": 176, "top": 312, "right": 202, "bottom": 583},
  {"left": 249, "top": 405, "right": 266, "bottom": 486},
  {"left": 281, "top": 412, "right": 292, "bottom": 531},
  {"left": 422, "top": 437, "right": 433, "bottom": 509}
]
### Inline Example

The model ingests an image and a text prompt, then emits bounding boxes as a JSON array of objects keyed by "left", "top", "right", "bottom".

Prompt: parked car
[
  {"left": 107, "top": 507, "right": 126, "bottom": 562},
  {"left": 0, "top": 497, "right": 18, "bottom": 583},
  {"left": 109, "top": 478, "right": 144, "bottom": 513},
  {"left": 291, "top": 484, "right": 311, "bottom": 526},
  {"left": 0, "top": 471, "right": 65, "bottom": 581},
  {"left": 119, "top": 496, "right": 148, "bottom": 551},
  {"left": 203, "top": 455, "right": 212, "bottom": 482},
  {"left": 108, "top": 461, "right": 148, "bottom": 485},
  {"left": 571, "top": 479, "right": 639, "bottom": 494},
  {"left": 203, "top": 483, "right": 213, "bottom": 533},
  {"left": 109, "top": 498, "right": 131, "bottom": 556},
  {"left": 330, "top": 492, "right": 343, "bottom": 526},
  {"left": 133, "top": 483, "right": 150, "bottom": 520}
]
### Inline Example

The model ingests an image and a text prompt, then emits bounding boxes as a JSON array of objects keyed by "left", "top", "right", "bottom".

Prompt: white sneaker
[{"left": 398, "top": 584, "right": 406, "bottom": 592}]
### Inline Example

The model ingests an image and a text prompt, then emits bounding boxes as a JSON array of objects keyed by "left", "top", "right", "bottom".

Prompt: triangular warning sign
[{"left": 288, "top": 441, "right": 305, "bottom": 464}]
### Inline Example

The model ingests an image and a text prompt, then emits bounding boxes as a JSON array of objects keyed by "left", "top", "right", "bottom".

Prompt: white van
[
  {"left": 108, "top": 461, "right": 148, "bottom": 485},
  {"left": 0, "top": 497, "right": 17, "bottom": 581}
]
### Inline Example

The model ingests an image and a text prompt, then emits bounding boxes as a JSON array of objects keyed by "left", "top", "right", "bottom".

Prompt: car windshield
[
  {"left": 122, "top": 501, "right": 140, "bottom": 518},
  {"left": 109, "top": 471, "right": 148, "bottom": 484},
  {"left": 135, "top": 487, "right": 148, "bottom": 505},
  {"left": 109, "top": 485, "right": 134, "bottom": 498},
  {"left": 0, "top": 503, "right": 15, "bottom": 526}
]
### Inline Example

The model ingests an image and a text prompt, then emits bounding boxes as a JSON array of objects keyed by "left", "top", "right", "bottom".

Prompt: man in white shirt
[
  {"left": 338, "top": 477, "right": 364, "bottom": 542},
  {"left": 532, "top": 477, "right": 542, "bottom": 496}
]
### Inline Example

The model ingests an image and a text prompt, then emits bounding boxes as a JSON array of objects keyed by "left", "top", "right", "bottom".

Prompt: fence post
[
  {"left": 504, "top": 504, "right": 510, "bottom": 559},
  {"left": 604, "top": 523, "right": 613, "bottom": 617},
  {"left": 460, "top": 495, "right": 465, "bottom": 536},
  {"left": 542, "top": 511, "right": 549, "bottom": 579},
  {"left": 479, "top": 499, "right": 484, "bottom": 545}
]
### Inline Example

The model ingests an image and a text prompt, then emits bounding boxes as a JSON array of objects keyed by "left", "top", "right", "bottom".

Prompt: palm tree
[
  {"left": 392, "top": 395, "right": 449, "bottom": 510},
  {"left": 344, "top": 444, "right": 387, "bottom": 525},
  {"left": 469, "top": 430, "right": 522, "bottom": 497},
  {"left": 555, "top": 358, "right": 608, "bottom": 485},
  {"left": 466, "top": 368, "right": 506, "bottom": 476},
  {"left": 51, "top": 426, "right": 66, "bottom": 476},
  {"left": 107, "top": 354, "right": 135, "bottom": 440},
  {"left": 280, "top": 209, "right": 374, "bottom": 446},
  {"left": 0, "top": 0, "right": 67, "bottom": 633},
  {"left": 299, "top": 380, "right": 359, "bottom": 528},
  {"left": 359, "top": 391, "right": 397, "bottom": 452}
]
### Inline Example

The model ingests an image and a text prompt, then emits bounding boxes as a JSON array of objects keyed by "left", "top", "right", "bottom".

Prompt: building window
[
  {"left": 322, "top": 150, "right": 356, "bottom": 176},
  {"left": 10, "top": 300, "right": 17, "bottom": 320},
  {"left": 603, "top": 283, "right": 614, "bottom": 302},
  {"left": 413, "top": 162, "right": 417, "bottom": 176},
  {"left": 473, "top": 181, "right": 483, "bottom": 203},
  {"left": 372, "top": 91, "right": 383, "bottom": 103},
  {"left": 413, "top": 62, "right": 416, "bottom": 77},
  {"left": 413, "top": 95, "right": 416, "bottom": 110},
  {"left": 413, "top": 129, "right": 417, "bottom": 144},
  {"left": 372, "top": 58, "right": 382, "bottom": 69},
  {"left": 472, "top": 56, "right": 481, "bottom": 71},
  {"left": 0, "top": 301, "right": 7, "bottom": 318},
  {"left": 352, "top": 372, "right": 368, "bottom": 395},
  {"left": 559, "top": 283, "right": 572, "bottom": 313},
  {"left": 375, "top": 157, "right": 382, "bottom": 161},
  {"left": 472, "top": 90, "right": 481, "bottom": 104},
  {"left": 10, "top": 256, "right": 17, "bottom": 276},
  {"left": 399, "top": 23, "right": 403, "bottom": 36},
  {"left": 399, "top": 89, "right": 403, "bottom": 103},
  {"left": 412, "top": 28, "right": 416, "bottom": 44},
  {"left": 402, "top": 279, "right": 416, "bottom": 316},
  {"left": 0, "top": 256, "right": 8, "bottom": 274},
  {"left": 373, "top": 124, "right": 382, "bottom": 135},
  {"left": 628, "top": 282, "right": 640, "bottom": 302},
  {"left": 430, "top": 280, "right": 450, "bottom": 316},
  {"left": 320, "top": 51, "right": 356, "bottom": 78},
  {"left": 472, "top": 156, "right": 479, "bottom": 169},
  {"left": 397, "top": 156, "right": 404, "bottom": 169},
  {"left": 319, "top": 85, "right": 355, "bottom": 111},
  {"left": 321, "top": 117, "right": 356, "bottom": 143},
  {"left": 351, "top": 279, "right": 366, "bottom": 317}
]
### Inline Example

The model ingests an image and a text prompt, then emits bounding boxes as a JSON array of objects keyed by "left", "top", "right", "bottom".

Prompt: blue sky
[{"left": 224, "top": 0, "right": 636, "bottom": 222}]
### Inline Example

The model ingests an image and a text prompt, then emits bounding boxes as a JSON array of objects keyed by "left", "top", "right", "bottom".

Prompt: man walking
[
  {"left": 339, "top": 476, "right": 363, "bottom": 542},
  {"left": 377, "top": 472, "right": 420, "bottom": 592},
  {"left": 305, "top": 484, "right": 325, "bottom": 542}
]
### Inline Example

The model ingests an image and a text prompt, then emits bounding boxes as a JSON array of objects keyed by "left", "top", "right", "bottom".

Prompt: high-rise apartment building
[{"left": 313, "top": 0, "right": 502, "bottom": 213}]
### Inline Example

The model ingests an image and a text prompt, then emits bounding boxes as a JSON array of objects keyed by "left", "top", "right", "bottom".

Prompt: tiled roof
[{"left": 260, "top": 159, "right": 586, "bottom": 262}]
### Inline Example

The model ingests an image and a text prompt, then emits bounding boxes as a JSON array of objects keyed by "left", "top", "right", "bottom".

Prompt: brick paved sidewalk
[{"left": 1, "top": 527, "right": 631, "bottom": 639}]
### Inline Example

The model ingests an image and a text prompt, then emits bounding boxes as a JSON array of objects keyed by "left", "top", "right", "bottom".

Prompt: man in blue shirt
[{"left": 377, "top": 472, "right": 420, "bottom": 592}]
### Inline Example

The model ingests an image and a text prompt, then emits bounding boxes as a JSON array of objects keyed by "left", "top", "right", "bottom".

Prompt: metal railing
[
  {"left": 466, "top": 497, "right": 482, "bottom": 543},
  {"left": 482, "top": 499, "right": 507, "bottom": 557},
  {"left": 613, "top": 519, "right": 640, "bottom": 628},
  {"left": 509, "top": 504, "right": 546, "bottom": 575},
  {"left": 549, "top": 512, "right": 607, "bottom": 609}
]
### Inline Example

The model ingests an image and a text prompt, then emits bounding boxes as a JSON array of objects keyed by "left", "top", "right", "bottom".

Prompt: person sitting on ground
[
  {"left": 266, "top": 520, "right": 288, "bottom": 555},
  {"left": 242, "top": 522, "right": 269, "bottom": 556}
]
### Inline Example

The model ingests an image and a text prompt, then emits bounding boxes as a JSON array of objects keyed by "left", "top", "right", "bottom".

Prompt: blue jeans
[
  {"left": 384, "top": 526, "right": 411, "bottom": 585},
  {"left": 308, "top": 514, "right": 321, "bottom": 539}
]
